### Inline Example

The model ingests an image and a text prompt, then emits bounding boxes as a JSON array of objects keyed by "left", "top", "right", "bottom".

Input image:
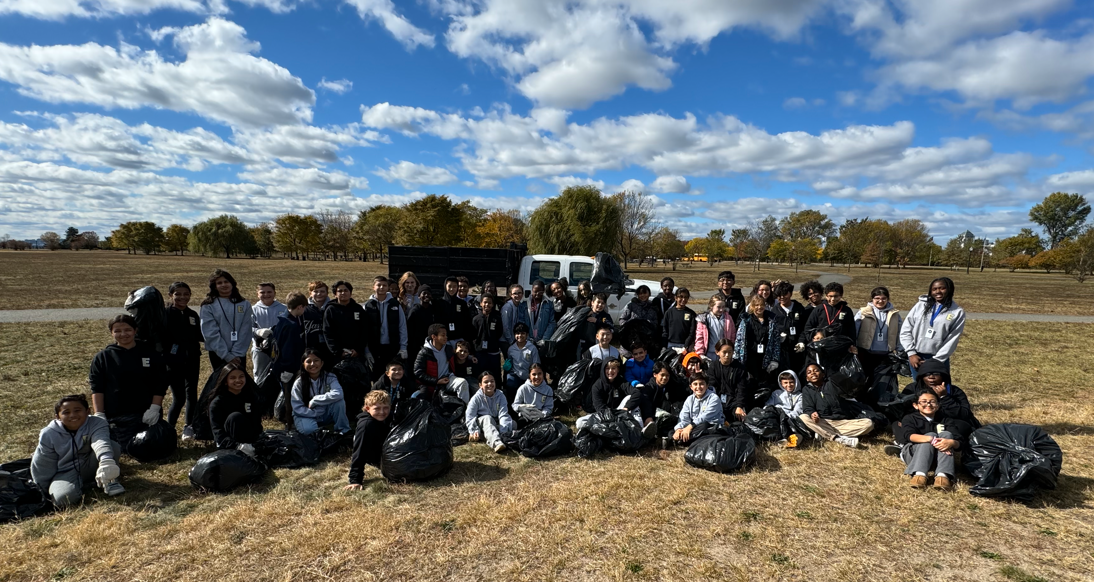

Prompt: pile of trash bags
[
  {"left": 540, "top": 306, "right": 592, "bottom": 375},
  {"left": 590, "top": 252, "right": 627, "bottom": 298},
  {"left": 381, "top": 400, "right": 454, "bottom": 482},
  {"left": 189, "top": 450, "right": 267, "bottom": 493},
  {"left": 125, "top": 286, "right": 168, "bottom": 353},
  {"left": 808, "top": 335, "right": 865, "bottom": 398},
  {"left": 504, "top": 418, "right": 573, "bottom": 458},
  {"left": 555, "top": 358, "right": 601, "bottom": 405},
  {"left": 964, "top": 423, "right": 1063, "bottom": 501},
  {"left": 574, "top": 410, "right": 644, "bottom": 458},
  {"left": 126, "top": 420, "right": 178, "bottom": 463},
  {"left": 684, "top": 424, "right": 757, "bottom": 474},
  {"left": 0, "top": 458, "right": 50, "bottom": 522},
  {"left": 616, "top": 319, "right": 662, "bottom": 354}
]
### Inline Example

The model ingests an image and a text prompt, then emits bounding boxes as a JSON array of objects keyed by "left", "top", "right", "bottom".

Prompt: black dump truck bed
[{"left": 387, "top": 244, "right": 527, "bottom": 290}]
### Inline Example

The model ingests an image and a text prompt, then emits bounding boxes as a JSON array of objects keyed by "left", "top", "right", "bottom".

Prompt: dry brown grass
[{"left": 0, "top": 319, "right": 1091, "bottom": 581}]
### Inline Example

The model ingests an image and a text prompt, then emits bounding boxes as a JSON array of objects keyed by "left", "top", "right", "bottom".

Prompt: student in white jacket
[
  {"left": 200, "top": 269, "right": 253, "bottom": 369},
  {"left": 899, "top": 277, "right": 965, "bottom": 382}
]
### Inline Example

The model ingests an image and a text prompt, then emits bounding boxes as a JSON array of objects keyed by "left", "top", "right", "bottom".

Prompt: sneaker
[
  {"left": 642, "top": 421, "right": 657, "bottom": 439},
  {"left": 933, "top": 475, "right": 953, "bottom": 490},
  {"left": 103, "top": 480, "right": 126, "bottom": 497},
  {"left": 835, "top": 435, "right": 860, "bottom": 448},
  {"left": 493, "top": 443, "right": 507, "bottom": 453},
  {"left": 776, "top": 439, "right": 789, "bottom": 447},
  {"left": 883, "top": 444, "right": 903, "bottom": 456},
  {"left": 660, "top": 437, "right": 672, "bottom": 450},
  {"left": 181, "top": 426, "right": 195, "bottom": 441},
  {"left": 909, "top": 474, "right": 928, "bottom": 489}
]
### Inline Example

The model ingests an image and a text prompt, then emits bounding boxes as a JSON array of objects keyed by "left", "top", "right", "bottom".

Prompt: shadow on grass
[
  {"left": 424, "top": 460, "right": 510, "bottom": 487},
  {"left": 1039, "top": 423, "right": 1094, "bottom": 436},
  {"left": 1028, "top": 474, "right": 1094, "bottom": 510}
]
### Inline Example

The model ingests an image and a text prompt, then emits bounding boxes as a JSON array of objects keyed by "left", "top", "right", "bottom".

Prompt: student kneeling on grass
[
  {"left": 465, "top": 371, "right": 513, "bottom": 453},
  {"left": 512, "top": 363, "right": 554, "bottom": 423},
  {"left": 577, "top": 359, "right": 656, "bottom": 437},
  {"left": 208, "top": 364, "right": 263, "bottom": 457},
  {"left": 89, "top": 314, "right": 168, "bottom": 450},
  {"left": 32, "top": 394, "right": 125, "bottom": 506},
  {"left": 344, "top": 390, "right": 393, "bottom": 490},
  {"left": 371, "top": 360, "right": 417, "bottom": 412},
  {"left": 673, "top": 372, "right": 724, "bottom": 444},
  {"left": 889, "top": 389, "right": 971, "bottom": 490},
  {"left": 291, "top": 349, "right": 351, "bottom": 436},
  {"left": 797, "top": 363, "right": 874, "bottom": 449}
]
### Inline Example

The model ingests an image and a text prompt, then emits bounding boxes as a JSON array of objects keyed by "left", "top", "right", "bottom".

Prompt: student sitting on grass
[
  {"left": 290, "top": 349, "right": 351, "bottom": 436},
  {"left": 89, "top": 314, "right": 168, "bottom": 450},
  {"left": 673, "top": 372, "right": 724, "bottom": 444},
  {"left": 891, "top": 389, "right": 971, "bottom": 490},
  {"left": 908, "top": 359, "right": 981, "bottom": 429},
  {"left": 707, "top": 339, "right": 748, "bottom": 422},
  {"left": 662, "top": 287, "right": 697, "bottom": 352},
  {"left": 413, "top": 323, "right": 456, "bottom": 401},
  {"left": 797, "top": 363, "right": 874, "bottom": 448},
  {"left": 450, "top": 340, "right": 480, "bottom": 400},
  {"left": 465, "top": 371, "right": 513, "bottom": 453},
  {"left": 344, "top": 390, "right": 393, "bottom": 490},
  {"left": 208, "top": 364, "right": 263, "bottom": 456},
  {"left": 32, "top": 394, "right": 124, "bottom": 506},
  {"left": 586, "top": 324, "right": 621, "bottom": 361},
  {"left": 504, "top": 323, "right": 540, "bottom": 401},
  {"left": 766, "top": 370, "right": 805, "bottom": 448},
  {"left": 371, "top": 360, "right": 417, "bottom": 411},
  {"left": 623, "top": 342, "right": 654, "bottom": 387},
  {"left": 512, "top": 363, "right": 554, "bottom": 423},
  {"left": 578, "top": 359, "right": 655, "bottom": 437}
]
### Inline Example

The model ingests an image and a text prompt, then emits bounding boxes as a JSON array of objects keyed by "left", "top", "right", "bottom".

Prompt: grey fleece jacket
[
  {"left": 899, "top": 295, "right": 966, "bottom": 361},
  {"left": 31, "top": 416, "right": 115, "bottom": 488}
]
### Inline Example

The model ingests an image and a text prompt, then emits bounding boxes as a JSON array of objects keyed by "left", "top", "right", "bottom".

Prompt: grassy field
[
  {"left": 0, "top": 319, "right": 1091, "bottom": 581},
  {"left": 3, "top": 251, "right": 1094, "bottom": 316}
]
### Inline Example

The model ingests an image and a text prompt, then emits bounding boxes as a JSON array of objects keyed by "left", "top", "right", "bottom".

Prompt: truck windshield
[
  {"left": 569, "top": 262, "right": 593, "bottom": 285},
  {"left": 530, "top": 260, "right": 560, "bottom": 284}
]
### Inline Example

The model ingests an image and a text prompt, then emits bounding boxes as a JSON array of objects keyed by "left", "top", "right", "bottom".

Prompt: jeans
[{"left": 294, "top": 400, "right": 351, "bottom": 435}]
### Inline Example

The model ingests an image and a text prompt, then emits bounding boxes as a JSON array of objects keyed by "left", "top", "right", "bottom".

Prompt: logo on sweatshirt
[
  {"left": 946, "top": 314, "right": 955, "bottom": 321},
  {"left": 354, "top": 313, "right": 360, "bottom": 320},
  {"left": 142, "top": 358, "right": 150, "bottom": 367},
  {"left": 189, "top": 316, "right": 196, "bottom": 326},
  {"left": 684, "top": 313, "right": 691, "bottom": 321},
  {"left": 456, "top": 305, "right": 462, "bottom": 312},
  {"left": 490, "top": 322, "right": 496, "bottom": 330},
  {"left": 237, "top": 305, "right": 245, "bottom": 313},
  {"left": 794, "top": 313, "right": 799, "bottom": 320},
  {"left": 838, "top": 312, "right": 845, "bottom": 320},
  {"left": 245, "top": 403, "right": 252, "bottom": 413}
]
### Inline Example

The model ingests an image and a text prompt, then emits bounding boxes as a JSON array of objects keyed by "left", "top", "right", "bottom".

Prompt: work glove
[
  {"left": 365, "top": 351, "right": 376, "bottom": 368},
  {"left": 398, "top": 350, "right": 408, "bottom": 360},
  {"left": 141, "top": 404, "right": 162, "bottom": 426},
  {"left": 765, "top": 361, "right": 779, "bottom": 373},
  {"left": 93, "top": 412, "right": 107, "bottom": 421},
  {"left": 794, "top": 343, "right": 805, "bottom": 353},
  {"left": 95, "top": 458, "right": 120, "bottom": 488},
  {"left": 280, "top": 371, "right": 294, "bottom": 383},
  {"left": 237, "top": 443, "right": 256, "bottom": 457}
]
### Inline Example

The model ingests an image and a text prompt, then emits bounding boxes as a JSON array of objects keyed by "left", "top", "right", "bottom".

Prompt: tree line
[{"left": 23, "top": 188, "right": 1094, "bottom": 281}]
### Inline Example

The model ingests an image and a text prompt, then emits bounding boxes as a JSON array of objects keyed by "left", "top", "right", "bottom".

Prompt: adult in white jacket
[{"left": 899, "top": 277, "right": 965, "bottom": 382}]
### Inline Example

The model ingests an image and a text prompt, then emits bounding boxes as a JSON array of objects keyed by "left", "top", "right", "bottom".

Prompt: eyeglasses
[{"left": 916, "top": 400, "right": 939, "bottom": 406}]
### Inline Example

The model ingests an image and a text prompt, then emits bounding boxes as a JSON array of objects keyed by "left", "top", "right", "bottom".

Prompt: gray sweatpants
[
  {"left": 900, "top": 431, "right": 955, "bottom": 477},
  {"left": 473, "top": 415, "right": 506, "bottom": 449},
  {"left": 48, "top": 440, "right": 122, "bottom": 508}
]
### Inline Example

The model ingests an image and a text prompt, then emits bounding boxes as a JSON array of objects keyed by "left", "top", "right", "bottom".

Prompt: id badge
[
  {"left": 877, "top": 330, "right": 885, "bottom": 342},
  {"left": 448, "top": 323, "right": 455, "bottom": 332},
  {"left": 481, "top": 341, "right": 488, "bottom": 350},
  {"left": 925, "top": 328, "right": 936, "bottom": 339},
  {"left": 756, "top": 344, "right": 764, "bottom": 354},
  {"left": 230, "top": 331, "right": 238, "bottom": 342},
  {"left": 170, "top": 344, "right": 178, "bottom": 355},
  {"left": 790, "top": 327, "right": 797, "bottom": 336}
]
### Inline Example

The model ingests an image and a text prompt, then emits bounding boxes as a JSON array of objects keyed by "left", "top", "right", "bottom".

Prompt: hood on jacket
[
  {"left": 860, "top": 302, "right": 894, "bottom": 316},
  {"left": 369, "top": 292, "right": 395, "bottom": 303},
  {"left": 776, "top": 369, "right": 801, "bottom": 393},
  {"left": 914, "top": 359, "right": 951, "bottom": 387}
]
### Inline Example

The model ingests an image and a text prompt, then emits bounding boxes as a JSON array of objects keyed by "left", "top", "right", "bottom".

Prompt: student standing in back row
[
  {"left": 804, "top": 282, "right": 856, "bottom": 342},
  {"left": 364, "top": 276, "right": 408, "bottom": 381},
  {"left": 323, "top": 281, "right": 368, "bottom": 367},
  {"left": 715, "top": 271, "right": 746, "bottom": 327},
  {"left": 252, "top": 282, "right": 287, "bottom": 385},
  {"left": 524, "top": 280, "right": 556, "bottom": 343},
  {"left": 200, "top": 269, "right": 253, "bottom": 370},
  {"left": 900, "top": 277, "right": 965, "bottom": 382},
  {"left": 662, "top": 288, "right": 697, "bottom": 351},
  {"left": 164, "top": 282, "right": 203, "bottom": 441}
]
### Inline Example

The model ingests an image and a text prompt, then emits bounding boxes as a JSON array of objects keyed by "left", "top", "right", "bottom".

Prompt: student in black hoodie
[
  {"left": 707, "top": 339, "right": 748, "bottom": 421},
  {"left": 344, "top": 390, "right": 392, "bottom": 489},
  {"left": 771, "top": 281, "right": 807, "bottom": 375},
  {"left": 471, "top": 293, "right": 503, "bottom": 381},
  {"left": 905, "top": 359, "right": 981, "bottom": 429},
  {"left": 301, "top": 281, "right": 334, "bottom": 368},
  {"left": 207, "top": 364, "right": 262, "bottom": 456},
  {"left": 370, "top": 360, "right": 417, "bottom": 412},
  {"left": 164, "top": 282, "right": 203, "bottom": 440},
  {"left": 579, "top": 359, "right": 656, "bottom": 437},
  {"left": 799, "top": 280, "right": 824, "bottom": 324},
  {"left": 662, "top": 287, "right": 697, "bottom": 351},
  {"left": 89, "top": 314, "right": 169, "bottom": 449},
  {"left": 715, "top": 271, "right": 747, "bottom": 326},
  {"left": 323, "top": 280, "right": 369, "bottom": 365},
  {"left": 891, "top": 389, "right": 972, "bottom": 490},
  {"left": 797, "top": 363, "right": 875, "bottom": 448},
  {"left": 805, "top": 282, "right": 857, "bottom": 342},
  {"left": 406, "top": 286, "right": 437, "bottom": 363},
  {"left": 652, "top": 277, "right": 676, "bottom": 333},
  {"left": 441, "top": 276, "right": 474, "bottom": 346}
]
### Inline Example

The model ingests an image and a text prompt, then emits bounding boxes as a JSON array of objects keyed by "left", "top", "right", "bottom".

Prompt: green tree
[
  {"left": 649, "top": 227, "right": 686, "bottom": 269},
  {"left": 164, "top": 224, "right": 190, "bottom": 255},
  {"left": 528, "top": 186, "right": 621, "bottom": 255},
  {"left": 398, "top": 195, "right": 477, "bottom": 246},
  {"left": 704, "top": 229, "right": 727, "bottom": 263},
  {"left": 612, "top": 190, "right": 654, "bottom": 266},
  {"left": 130, "top": 222, "right": 165, "bottom": 254},
  {"left": 273, "top": 214, "right": 323, "bottom": 260},
  {"left": 767, "top": 239, "right": 792, "bottom": 263},
  {"left": 63, "top": 226, "right": 80, "bottom": 249},
  {"left": 250, "top": 223, "right": 275, "bottom": 258},
  {"left": 684, "top": 237, "right": 705, "bottom": 259},
  {"left": 889, "top": 219, "right": 932, "bottom": 268},
  {"left": 1029, "top": 192, "right": 1091, "bottom": 249},
  {"left": 994, "top": 228, "right": 1044, "bottom": 259},
  {"left": 317, "top": 210, "right": 354, "bottom": 260},
  {"left": 189, "top": 215, "right": 254, "bottom": 258},
  {"left": 353, "top": 206, "right": 403, "bottom": 262},
  {"left": 779, "top": 210, "right": 835, "bottom": 245}
]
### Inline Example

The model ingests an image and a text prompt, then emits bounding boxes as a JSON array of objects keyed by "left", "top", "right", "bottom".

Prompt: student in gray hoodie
[
  {"left": 766, "top": 370, "right": 805, "bottom": 447},
  {"left": 673, "top": 372, "right": 725, "bottom": 443},
  {"left": 464, "top": 371, "right": 514, "bottom": 453},
  {"left": 899, "top": 277, "right": 965, "bottom": 382},
  {"left": 32, "top": 395, "right": 124, "bottom": 507},
  {"left": 512, "top": 363, "right": 554, "bottom": 424},
  {"left": 199, "top": 269, "right": 254, "bottom": 369}
]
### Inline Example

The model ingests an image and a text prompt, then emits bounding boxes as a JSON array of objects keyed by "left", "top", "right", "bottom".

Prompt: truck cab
[{"left": 517, "top": 254, "right": 661, "bottom": 318}]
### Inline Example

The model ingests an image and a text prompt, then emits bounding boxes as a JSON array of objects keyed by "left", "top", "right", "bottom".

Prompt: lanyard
[
  {"left": 824, "top": 304, "right": 837, "bottom": 327},
  {"left": 216, "top": 299, "right": 239, "bottom": 343},
  {"left": 929, "top": 304, "right": 944, "bottom": 327}
]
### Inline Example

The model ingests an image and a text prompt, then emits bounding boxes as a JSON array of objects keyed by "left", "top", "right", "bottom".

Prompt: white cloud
[
  {"left": 0, "top": 18, "right": 315, "bottom": 128},
  {"left": 1046, "top": 169, "right": 1094, "bottom": 191},
  {"left": 649, "top": 175, "right": 691, "bottom": 193},
  {"left": 0, "top": 0, "right": 205, "bottom": 19},
  {"left": 343, "top": 0, "right": 435, "bottom": 49},
  {"left": 545, "top": 175, "right": 607, "bottom": 191},
  {"left": 318, "top": 78, "right": 353, "bottom": 94},
  {"left": 374, "top": 160, "right": 458, "bottom": 188},
  {"left": 783, "top": 97, "right": 807, "bottom": 109},
  {"left": 238, "top": 166, "right": 369, "bottom": 191}
]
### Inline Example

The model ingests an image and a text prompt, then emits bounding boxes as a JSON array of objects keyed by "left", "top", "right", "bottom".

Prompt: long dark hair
[
  {"left": 297, "top": 349, "right": 328, "bottom": 403},
  {"left": 202, "top": 269, "right": 244, "bottom": 306},
  {"left": 212, "top": 363, "right": 251, "bottom": 400},
  {"left": 924, "top": 277, "right": 955, "bottom": 310}
]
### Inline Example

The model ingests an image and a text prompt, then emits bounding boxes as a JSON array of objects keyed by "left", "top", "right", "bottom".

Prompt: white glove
[
  {"left": 365, "top": 352, "right": 376, "bottom": 368},
  {"left": 93, "top": 412, "right": 107, "bottom": 420},
  {"left": 141, "top": 404, "right": 162, "bottom": 426},
  {"left": 237, "top": 443, "right": 256, "bottom": 457},
  {"left": 794, "top": 343, "right": 805, "bottom": 353},
  {"left": 398, "top": 350, "right": 408, "bottom": 360},
  {"left": 280, "top": 372, "right": 294, "bottom": 383},
  {"left": 95, "top": 458, "right": 120, "bottom": 488}
]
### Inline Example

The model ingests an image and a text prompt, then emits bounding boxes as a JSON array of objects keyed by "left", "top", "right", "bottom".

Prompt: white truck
[{"left": 514, "top": 254, "right": 661, "bottom": 318}]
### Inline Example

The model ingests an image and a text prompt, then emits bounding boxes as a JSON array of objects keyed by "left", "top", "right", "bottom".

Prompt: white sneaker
[
  {"left": 835, "top": 435, "right": 860, "bottom": 448},
  {"left": 493, "top": 443, "right": 507, "bottom": 453},
  {"left": 642, "top": 421, "right": 657, "bottom": 439},
  {"left": 181, "top": 426, "right": 195, "bottom": 441}
]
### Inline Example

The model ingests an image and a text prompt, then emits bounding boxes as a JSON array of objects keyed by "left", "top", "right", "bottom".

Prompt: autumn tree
[
  {"left": 273, "top": 214, "right": 323, "bottom": 260},
  {"left": 474, "top": 209, "right": 527, "bottom": 248},
  {"left": 612, "top": 190, "right": 654, "bottom": 266},
  {"left": 317, "top": 209, "right": 354, "bottom": 260},
  {"left": 163, "top": 224, "right": 190, "bottom": 255},
  {"left": 889, "top": 219, "right": 932, "bottom": 268},
  {"left": 41, "top": 231, "right": 62, "bottom": 251},
  {"left": 649, "top": 227, "right": 686, "bottom": 269}
]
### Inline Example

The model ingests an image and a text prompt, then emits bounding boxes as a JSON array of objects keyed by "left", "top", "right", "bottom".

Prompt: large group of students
[{"left": 31, "top": 267, "right": 979, "bottom": 507}]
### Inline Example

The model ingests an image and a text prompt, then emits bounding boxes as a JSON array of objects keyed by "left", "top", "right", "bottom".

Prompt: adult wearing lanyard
[
  {"left": 899, "top": 277, "right": 965, "bottom": 382},
  {"left": 199, "top": 269, "right": 253, "bottom": 370},
  {"left": 524, "top": 280, "right": 556, "bottom": 343}
]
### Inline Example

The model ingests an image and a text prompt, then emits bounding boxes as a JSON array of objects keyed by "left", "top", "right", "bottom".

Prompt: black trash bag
[
  {"left": 514, "top": 418, "right": 573, "bottom": 458},
  {"left": 590, "top": 252, "right": 626, "bottom": 298},
  {"left": 685, "top": 433, "right": 756, "bottom": 474},
  {"left": 380, "top": 400, "right": 454, "bottom": 482},
  {"left": 449, "top": 422, "right": 470, "bottom": 447},
  {"left": 255, "top": 430, "right": 320, "bottom": 468},
  {"left": 0, "top": 458, "right": 51, "bottom": 522},
  {"left": 434, "top": 392, "right": 466, "bottom": 426},
  {"left": 588, "top": 410, "right": 645, "bottom": 453},
  {"left": 274, "top": 375, "right": 295, "bottom": 426},
  {"left": 744, "top": 406, "right": 783, "bottom": 441},
  {"left": 878, "top": 393, "right": 915, "bottom": 423},
  {"left": 334, "top": 358, "right": 371, "bottom": 425},
  {"left": 655, "top": 413, "right": 679, "bottom": 438},
  {"left": 965, "top": 424, "right": 1063, "bottom": 501},
  {"left": 189, "top": 450, "right": 267, "bottom": 493},
  {"left": 556, "top": 358, "right": 600, "bottom": 404},
  {"left": 125, "top": 286, "right": 168, "bottom": 353},
  {"left": 808, "top": 335, "right": 865, "bottom": 397},
  {"left": 256, "top": 373, "right": 282, "bottom": 418},
  {"left": 573, "top": 428, "right": 603, "bottom": 459},
  {"left": 549, "top": 306, "right": 592, "bottom": 344},
  {"left": 313, "top": 428, "right": 351, "bottom": 457},
  {"left": 126, "top": 420, "right": 178, "bottom": 463},
  {"left": 618, "top": 319, "right": 662, "bottom": 353}
]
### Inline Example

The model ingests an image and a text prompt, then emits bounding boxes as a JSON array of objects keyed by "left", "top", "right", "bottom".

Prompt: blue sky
[{"left": 1, "top": 0, "right": 1093, "bottom": 242}]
